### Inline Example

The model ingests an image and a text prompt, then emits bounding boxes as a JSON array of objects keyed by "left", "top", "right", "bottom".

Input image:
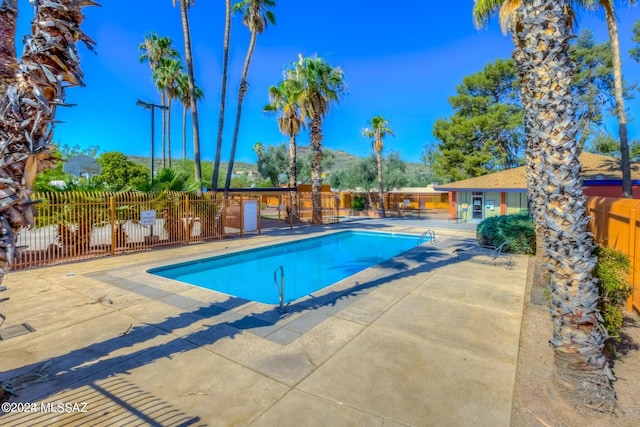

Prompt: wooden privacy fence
[
  {"left": 587, "top": 196, "right": 640, "bottom": 313},
  {"left": 340, "top": 192, "right": 449, "bottom": 215}
]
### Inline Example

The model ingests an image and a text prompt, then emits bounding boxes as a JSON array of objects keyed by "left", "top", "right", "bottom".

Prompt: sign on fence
[{"left": 140, "top": 210, "right": 156, "bottom": 226}]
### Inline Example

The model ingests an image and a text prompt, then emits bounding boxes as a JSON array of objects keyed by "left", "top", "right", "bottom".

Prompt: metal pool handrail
[
  {"left": 273, "top": 266, "right": 285, "bottom": 312},
  {"left": 417, "top": 230, "right": 436, "bottom": 245}
]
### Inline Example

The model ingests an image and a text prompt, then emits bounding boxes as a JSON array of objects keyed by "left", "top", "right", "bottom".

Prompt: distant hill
[
  {"left": 128, "top": 148, "right": 431, "bottom": 185},
  {"left": 295, "top": 146, "right": 361, "bottom": 172}
]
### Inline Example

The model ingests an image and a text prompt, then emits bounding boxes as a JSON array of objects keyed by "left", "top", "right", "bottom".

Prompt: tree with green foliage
[
  {"left": 329, "top": 156, "right": 377, "bottom": 208},
  {"left": 254, "top": 142, "right": 287, "bottom": 186},
  {"left": 224, "top": 0, "right": 276, "bottom": 196},
  {"left": 291, "top": 55, "right": 347, "bottom": 224},
  {"left": 432, "top": 58, "right": 523, "bottom": 182},
  {"left": 362, "top": 116, "right": 394, "bottom": 216},
  {"left": 570, "top": 30, "right": 618, "bottom": 147},
  {"left": 265, "top": 76, "right": 304, "bottom": 215},
  {"left": 631, "top": 19, "right": 640, "bottom": 61},
  {"left": 587, "top": 132, "right": 640, "bottom": 161},
  {"left": 95, "top": 152, "right": 150, "bottom": 191},
  {"left": 139, "top": 33, "right": 181, "bottom": 169},
  {"left": 589, "top": 132, "right": 622, "bottom": 156},
  {"left": 154, "top": 57, "right": 183, "bottom": 168},
  {"left": 474, "top": 0, "right": 635, "bottom": 198},
  {"left": 586, "top": 0, "right": 636, "bottom": 199},
  {"left": 141, "top": 168, "right": 194, "bottom": 192},
  {"left": 296, "top": 148, "right": 335, "bottom": 184},
  {"left": 33, "top": 144, "right": 101, "bottom": 191},
  {"left": 420, "top": 144, "right": 448, "bottom": 184},
  {"left": 383, "top": 151, "right": 409, "bottom": 191}
]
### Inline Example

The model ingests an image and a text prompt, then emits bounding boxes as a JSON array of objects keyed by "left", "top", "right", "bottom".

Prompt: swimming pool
[{"left": 148, "top": 230, "right": 424, "bottom": 305}]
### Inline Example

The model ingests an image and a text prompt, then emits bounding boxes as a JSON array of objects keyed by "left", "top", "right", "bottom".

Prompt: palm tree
[
  {"left": 292, "top": 54, "right": 347, "bottom": 225},
  {"left": 176, "top": 72, "right": 204, "bottom": 164},
  {"left": 0, "top": 0, "right": 98, "bottom": 285},
  {"left": 0, "top": 0, "right": 17, "bottom": 85},
  {"left": 586, "top": 0, "right": 635, "bottom": 198},
  {"left": 223, "top": 0, "right": 276, "bottom": 197},
  {"left": 154, "top": 57, "right": 183, "bottom": 168},
  {"left": 139, "top": 33, "right": 180, "bottom": 169},
  {"left": 173, "top": 0, "right": 203, "bottom": 187},
  {"left": 264, "top": 76, "right": 304, "bottom": 218},
  {"left": 362, "top": 116, "right": 394, "bottom": 217},
  {"left": 473, "top": 0, "right": 634, "bottom": 198},
  {"left": 212, "top": 0, "right": 232, "bottom": 191},
  {"left": 513, "top": 0, "right": 616, "bottom": 410}
]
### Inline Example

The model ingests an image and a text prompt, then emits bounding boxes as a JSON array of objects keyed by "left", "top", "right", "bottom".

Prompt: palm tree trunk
[
  {"left": 179, "top": 0, "right": 201, "bottom": 185},
  {"left": 182, "top": 104, "right": 187, "bottom": 163},
  {"left": 518, "top": 0, "right": 616, "bottom": 411},
  {"left": 0, "top": 0, "right": 17, "bottom": 85},
  {"left": 224, "top": 30, "right": 257, "bottom": 198},
  {"left": 310, "top": 114, "right": 324, "bottom": 225},
  {"left": 603, "top": 5, "right": 632, "bottom": 198},
  {"left": 511, "top": 10, "right": 549, "bottom": 292},
  {"left": 289, "top": 135, "right": 298, "bottom": 218},
  {"left": 376, "top": 149, "right": 385, "bottom": 217},
  {"left": 0, "top": 0, "right": 95, "bottom": 284},
  {"left": 161, "top": 90, "right": 167, "bottom": 169},
  {"left": 212, "top": 0, "right": 232, "bottom": 191},
  {"left": 167, "top": 98, "right": 173, "bottom": 168}
]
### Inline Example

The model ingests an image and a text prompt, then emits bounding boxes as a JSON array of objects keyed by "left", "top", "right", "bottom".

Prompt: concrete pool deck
[{"left": 0, "top": 218, "right": 528, "bottom": 426}]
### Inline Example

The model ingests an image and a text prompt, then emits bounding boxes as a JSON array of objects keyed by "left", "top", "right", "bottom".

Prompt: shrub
[
  {"left": 352, "top": 195, "right": 365, "bottom": 211},
  {"left": 593, "top": 246, "right": 632, "bottom": 344},
  {"left": 476, "top": 213, "right": 536, "bottom": 255}
]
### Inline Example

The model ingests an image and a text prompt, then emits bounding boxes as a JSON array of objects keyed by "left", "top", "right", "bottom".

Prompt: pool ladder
[
  {"left": 273, "top": 266, "right": 285, "bottom": 312},
  {"left": 417, "top": 230, "right": 436, "bottom": 245}
]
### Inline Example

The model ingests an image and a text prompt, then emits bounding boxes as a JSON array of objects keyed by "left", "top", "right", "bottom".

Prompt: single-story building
[{"left": 436, "top": 152, "right": 640, "bottom": 223}]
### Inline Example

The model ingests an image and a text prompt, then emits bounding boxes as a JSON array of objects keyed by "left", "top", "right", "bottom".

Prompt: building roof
[
  {"left": 390, "top": 185, "right": 446, "bottom": 194},
  {"left": 436, "top": 152, "right": 640, "bottom": 192}
]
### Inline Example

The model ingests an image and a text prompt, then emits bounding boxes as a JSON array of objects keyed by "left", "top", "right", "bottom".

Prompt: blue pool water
[{"left": 149, "top": 230, "right": 423, "bottom": 305}]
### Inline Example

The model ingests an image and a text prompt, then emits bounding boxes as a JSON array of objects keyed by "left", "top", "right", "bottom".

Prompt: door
[{"left": 472, "top": 193, "right": 484, "bottom": 221}]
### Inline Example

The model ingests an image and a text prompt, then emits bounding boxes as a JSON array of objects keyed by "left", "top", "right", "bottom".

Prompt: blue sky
[{"left": 14, "top": 1, "right": 640, "bottom": 164}]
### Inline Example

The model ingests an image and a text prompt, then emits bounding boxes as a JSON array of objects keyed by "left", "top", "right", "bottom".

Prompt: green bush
[
  {"left": 593, "top": 246, "right": 632, "bottom": 344},
  {"left": 476, "top": 213, "right": 536, "bottom": 255},
  {"left": 352, "top": 195, "right": 365, "bottom": 211}
]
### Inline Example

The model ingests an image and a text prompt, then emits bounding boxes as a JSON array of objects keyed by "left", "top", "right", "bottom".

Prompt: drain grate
[{"left": 0, "top": 323, "right": 35, "bottom": 340}]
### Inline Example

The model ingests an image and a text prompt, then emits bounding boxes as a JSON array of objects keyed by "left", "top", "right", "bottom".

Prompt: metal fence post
[
  {"left": 110, "top": 196, "right": 116, "bottom": 255},
  {"left": 185, "top": 194, "right": 190, "bottom": 244}
]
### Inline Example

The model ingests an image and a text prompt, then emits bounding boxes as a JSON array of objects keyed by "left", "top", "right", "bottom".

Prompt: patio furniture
[{"left": 451, "top": 242, "right": 516, "bottom": 269}]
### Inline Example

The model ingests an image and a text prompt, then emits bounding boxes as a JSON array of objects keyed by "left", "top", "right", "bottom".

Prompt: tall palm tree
[
  {"left": 224, "top": 0, "right": 276, "bottom": 197},
  {"left": 176, "top": 72, "right": 204, "bottom": 164},
  {"left": 0, "top": 0, "right": 98, "bottom": 285},
  {"left": 515, "top": 0, "right": 616, "bottom": 410},
  {"left": 0, "top": 0, "right": 17, "bottom": 86},
  {"left": 362, "top": 116, "right": 394, "bottom": 217},
  {"left": 264, "top": 76, "right": 304, "bottom": 218},
  {"left": 212, "top": 0, "right": 232, "bottom": 191},
  {"left": 139, "top": 33, "right": 180, "bottom": 169},
  {"left": 173, "top": 0, "right": 203, "bottom": 187},
  {"left": 586, "top": 0, "right": 635, "bottom": 198},
  {"left": 292, "top": 54, "right": 347, "bottom": 225},
  {"left": 154, "top": 57, "right": 183, "bottom": 168},
  {"left": 473, "top": 0, "right": 634, "bottom": 198}
]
